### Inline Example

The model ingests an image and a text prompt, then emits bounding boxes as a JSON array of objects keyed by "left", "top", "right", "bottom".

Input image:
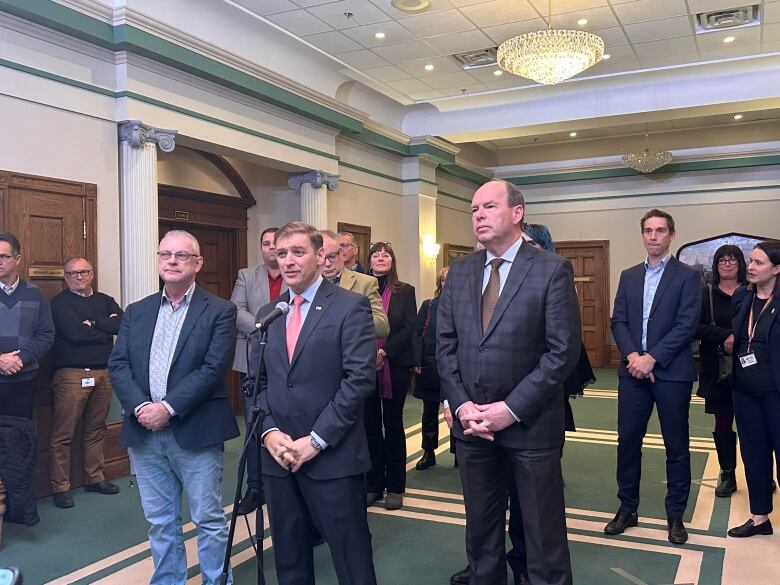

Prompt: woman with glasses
[
  {"left": 728, "top": 241, "right": 780, "bottom": 537},
  {"left": 694, "top": 245, "right": 747, "bottom": 497},
  {"left": 365, "top": 242, "right": 417, "bottom": 510}
]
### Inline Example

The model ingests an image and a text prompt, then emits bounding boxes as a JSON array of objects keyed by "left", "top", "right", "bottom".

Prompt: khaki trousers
[{"left": 49, "top": 368, "right": 113, "bottom": 493}]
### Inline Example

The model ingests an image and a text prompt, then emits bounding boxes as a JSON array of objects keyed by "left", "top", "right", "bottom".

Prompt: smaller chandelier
[
  {"left": 497, "top": 0, "right": 604, "bottom": 85},
  {"left": 622, "top": 127, "right": 673, "bottom": 173}
]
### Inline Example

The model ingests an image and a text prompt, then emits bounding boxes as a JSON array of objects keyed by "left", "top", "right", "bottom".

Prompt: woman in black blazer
[
  {"left": 694, "top": 245, "right": 746, "bottom": 498},
  {"left": 412, "top": 266, "right": 448, "bottom": 471},
  {"left": 365, "top": 242, "right": 416, "bottom": 510},
  {"left": 728, "top": 240, "right": 780, "bottom": 538}
]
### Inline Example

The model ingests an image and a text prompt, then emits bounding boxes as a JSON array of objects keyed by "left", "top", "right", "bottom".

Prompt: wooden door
[{"left": 556, "top": 241, "right": 610, "bottom": 368}]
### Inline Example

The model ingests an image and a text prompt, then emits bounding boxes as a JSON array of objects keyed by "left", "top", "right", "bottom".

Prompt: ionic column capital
[
  {"left": 287, "top": 171, "right": 339, "bottom": 192},
  {"left": 118, "top": 120, "right": 177, "bottom": 152}
]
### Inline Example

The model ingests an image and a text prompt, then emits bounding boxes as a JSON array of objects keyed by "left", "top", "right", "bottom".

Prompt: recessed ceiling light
[
  {"left": 577, "top": 18, "right": 588, "bottom": 26},
  {"left": 391, "top": 0, "right": 431, "bottom": 12},
  {"left": 374, "top": 31, "right": 386, "bottom": 39},
  {"left": 424, "top": 63, "right": 434, "bottom": 71},
  {"left": 493, "top": 70, "right": 503, "bottom": 76},
  {"left": 603, "top": 53, "right": 611, "bottom": 60},
  {"left": 723, "top": 36, "right": 735, "bottom": 43},
  {"left": 733, "top": 114, "right": 743, "bottom": 120},
  {"left": 569, "top": 132, "right": 578, "bottom": 137}
]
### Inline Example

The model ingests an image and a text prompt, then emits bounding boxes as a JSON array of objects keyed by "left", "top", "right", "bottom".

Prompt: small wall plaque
[
  {"left": 29, "top": 266, "right": 64, "bottom": 278},
  {"left": 174, "top": 210, "right": 189, "bottom": 221},
  {"left": 573, "top": 276, "right": 593, "bottom": 283}
]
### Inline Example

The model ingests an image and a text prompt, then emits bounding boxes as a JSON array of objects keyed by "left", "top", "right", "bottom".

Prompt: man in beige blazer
[{"left": 321, "top": 230, "right": 388, "bottom": 339}]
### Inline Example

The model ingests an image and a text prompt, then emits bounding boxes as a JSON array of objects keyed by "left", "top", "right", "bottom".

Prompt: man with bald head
[
  {"left": 49, "top": 257, "right": 123, "bottom": 508},
  {"left": 110, "top": 230, "right": 239, "bottom": 585}
]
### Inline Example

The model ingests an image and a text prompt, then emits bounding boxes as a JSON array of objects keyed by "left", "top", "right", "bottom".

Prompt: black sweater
[{"left": 50, "top": 289, "right": 123, "bottom": 369}]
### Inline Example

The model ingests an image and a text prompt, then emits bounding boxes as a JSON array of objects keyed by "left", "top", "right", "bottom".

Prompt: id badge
[
  {"left": 739, "top": 352, "right": 757, "bottom": 368},
  {"left": 82, "top": 377, "right": 95, "bottom": 388}
]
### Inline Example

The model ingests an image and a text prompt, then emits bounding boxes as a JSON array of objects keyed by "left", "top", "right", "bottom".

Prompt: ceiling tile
[
  {"left": 425, "top": 29, "right": 496, "bottom": 54},
  {"left": 397, "top": 56, "right": 464, "bottom": 76},
  {"left": 584, "top": 59, "right": 641, "bottom": 75},
  {"left": 633, "top": 35, "right": 697, "bottom": 58},
  {"left": 528, "top": 0, "right": 609, "bottom": 14},
  {"left": 266, "top": 9, "right": 333, "bottom": 35},
  {"left": 304, "top": 30, "right": 364, "bottom": 53},
  {"left": 306, "top": 0, "right": 391, "bottom": 28},
  {"left": 623, "top": 15, "right": 693, "bottom": 43},
  {"left": 341, "top": 20, "right": 417, "bottom": 47},
  {"left": 233, "top": 0, "right": 298, "bottom": 15},
  {"left": 766, "top": 2, "right": 780, "bottom": 24},
  {"left": 763, "top": 40, "right": 780, "bottom": 52},
  {"left": 337, "top": 49, "right": 391, "bottom": 68},
  {"left": 590, "top": 26, "right": 629, "bottom": 45},
  {"left": 399, "top": 9, "right": 476, "bottom": 38},
  {"left": 424, "top": 70, "right": 481, "bottom": 89},
  {"left": 551, "top": 6, "right": 620, "bottom": 29},
  {"left": 364, "top": 64, "right": 414, "bottom": 82},
  {"left": 371, "top": 40, "right": 442, "bottom": 62},
  {"left": 449, "top": 0, "right": 497, "bottom": 6},
  {"left": 686, "top": 0, "right": 751, "bottom": 13},
  {"left": 438, "top": 83, "right": 489, "bottom": 96},
  {"left": 408, "top": 90, "right": 444, "bottom": 101},
  {"left": 695, "top": 26, "right": 760, "bottom": 51},
  {"left": 485, "top": 77, "right": 535, "bottom": 90},
  {"left": 482, "top": 19, "right": 548, "bottom": 44},
  {"left": 699, "top": 44, "right": 762, "bottom": 60},
  {"left": 600, "top": 44, "right": 637, "bottom": 62},
  {"left": 370, "top": 0, "right": 455, "bottom": 18},
  {"left": 611, "top": 0, "right": 689, "bottom": 25},
  {"left": 764, "top": 22, "right": 780, "bottom": 42},
  {"left": 388, "top": 78, "right": 436, "bottom": 93},
  {"left": 291, "top": 0, "right": 335, "bottom": 6},
  {"left": 638, "top": 52, "right": 700, "bottom": 67},
  {"left": 467, "top": 66, "right": 510, "bottom": 82},
  {"left": 458, "top": 0, "right": 539, "bottom": 29}
]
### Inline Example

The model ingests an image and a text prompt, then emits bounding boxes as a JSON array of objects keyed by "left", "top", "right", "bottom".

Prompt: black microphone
[{"left": 253, "top": 301, "right": 290, "bottom": 332}]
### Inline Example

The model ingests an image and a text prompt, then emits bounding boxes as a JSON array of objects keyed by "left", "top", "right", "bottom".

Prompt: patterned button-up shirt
[{"left": 1, "top": 277, "right": 20, "bottom": 295}]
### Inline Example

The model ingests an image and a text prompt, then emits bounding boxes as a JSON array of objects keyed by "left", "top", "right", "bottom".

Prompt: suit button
[
  {"left": 287, "top": 384, "right": 293, "bottom": 390},
  {"left": 479, "top": 348, "right": 487, "bottom": 353},
  {"left": 284, "top": 414, "right": 290, "bottom": 421}
]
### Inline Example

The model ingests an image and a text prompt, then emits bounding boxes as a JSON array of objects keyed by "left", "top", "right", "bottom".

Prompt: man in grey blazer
[
  {"left": 230, "top": 226, "right": 287, "bottom": 515},
  {"left": 437, "top": 180, "right": 581, "bottom": 585}
]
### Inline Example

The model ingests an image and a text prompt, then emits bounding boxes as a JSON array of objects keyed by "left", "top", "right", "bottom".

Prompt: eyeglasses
[
  {"left": 324, "top": 252, "right": 340, "bottom": 262},
  {"left": 370, "top": 241, "right": 391, "bottom": 248},
  {"left": 338, "top": 243, "right": 356, "bottom": 249},
  {"left": 157, "top": 251, "right": 199, "bottom": 261},
  {"left": 0, "top": 254, "right": 19, "bottom": 263},
  {"left": 65, "top": 270, "right": 92, "bottom": 278},
  {"left": 717, "top": 257, "right": 738, "bottom": 265}
]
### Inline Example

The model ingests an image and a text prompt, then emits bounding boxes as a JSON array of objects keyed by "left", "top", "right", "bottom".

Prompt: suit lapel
[
  {"left": 340, "top": 270, "right": 356, "bottom": 291},
  {"left": 257, "top": 265, "right": 270, "bottom": 304},
  {"left": 290, "top": 282, "right": 334, "bottom": 368},
  {"left": 171, "top": 287, "right": 207, "bottom": 367},
  {"left": 272, "top": 290, "right": 291, "bottom": 369},
  {"left": 469, "top": 250, "right": 487, "bottom": 336},
  {"left": 483, "top": 244, "right": 533, "bottom": 340},
  {"left": 140, "top": 293, "right": 162, "bottom": 386},
  {"left": 649, "top": 257, "right": 679, "bottom": 317}
]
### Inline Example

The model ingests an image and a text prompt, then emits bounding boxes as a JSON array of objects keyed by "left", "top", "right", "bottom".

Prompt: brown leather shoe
[
  {"left": 84, "top": 480, "right": 120, "bottom": 495},
  {"left": 53, "top": 491, "right": 74, "bottom": 508},
  {"left": 384, "top": 492, "right": 403, "bottom": 510}
]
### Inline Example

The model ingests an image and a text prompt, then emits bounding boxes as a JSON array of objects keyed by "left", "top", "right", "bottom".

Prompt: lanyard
[{"left": 747, "top": 294, "right": 774, "bottom": 351}]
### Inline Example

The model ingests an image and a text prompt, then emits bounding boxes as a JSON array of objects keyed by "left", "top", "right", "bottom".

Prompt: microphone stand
[{"left": 220, "top": 327, "right": 268, "bottom": 585}]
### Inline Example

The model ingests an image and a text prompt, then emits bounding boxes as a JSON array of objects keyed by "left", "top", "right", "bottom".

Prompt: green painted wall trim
[
  {"left": 339, "top": 161, "right": 438, "bottom": 187},
  {"left": 408, "top": 143, "right": 456, "bottom": 166},
  {"left": 436, "top": 189, "right": 472, "bottom": 204},
  {"left": 438, "top": 164, "right": 491, "bottom": 186},
  {"left": 508, "top": 155, "right": 780, "bottom": 185}
]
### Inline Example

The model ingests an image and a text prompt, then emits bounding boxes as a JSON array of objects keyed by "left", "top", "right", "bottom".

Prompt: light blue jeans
[{"left": 133, "top": 429, "right": 232, "bottom": 585}]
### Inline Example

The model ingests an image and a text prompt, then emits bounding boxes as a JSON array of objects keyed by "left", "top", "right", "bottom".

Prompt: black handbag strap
[
  {"left": 421, "top": 300, "right": 432, "bottom": 339},
  {"left": 708, "top": 284, "right": 716, "bottom": 327}
]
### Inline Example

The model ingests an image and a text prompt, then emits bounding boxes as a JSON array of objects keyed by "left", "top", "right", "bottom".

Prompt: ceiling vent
[
  {"left": 695, "top": 5, "right": 760, "bottom": 33},
  {"left": 452, "top": 47, "right": 498, "bottom": 70}
]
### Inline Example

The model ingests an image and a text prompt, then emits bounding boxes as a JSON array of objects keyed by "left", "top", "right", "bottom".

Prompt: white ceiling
[{"left": 232, "top": 0, "right": 780, "bottom": 103}]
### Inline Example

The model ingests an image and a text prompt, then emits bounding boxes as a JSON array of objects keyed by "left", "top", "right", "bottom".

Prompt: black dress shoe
[
  {"left": 515, "top": 573, "right": 530, "bottom": 585},
  {"left": 415, "top": 450, "right": 436, "bottom": 470},
  {"left": 236, "top": 488, "right": 259, "bottom": 515},
  {"left": 667, "top": 518, "right": 688, "bottom": 544},
  {"left": 728, "top": 518, "right": 773, "bottom": 538},
  {"left": 604, "top": 511, "right": 638, "bottom": 535},
  {"left": 84, "top": 480, "right": 120, "bottom": 495},
  {"left": 53, "top": 491, "right": 74, "bottom": 508},
  {"left": 450, "top": 566, "right": 470, "bottom": 585}
]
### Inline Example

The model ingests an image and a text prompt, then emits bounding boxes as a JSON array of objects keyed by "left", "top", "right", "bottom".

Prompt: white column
[
  {"left": 288, "top": 171, "right": 339, "bottom": 229},
  {"left": 118, "top": 120, "right": 177, "bottom": 306}
]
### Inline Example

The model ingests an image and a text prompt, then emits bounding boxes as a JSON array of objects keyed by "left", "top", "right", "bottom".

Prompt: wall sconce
[{"left": 422, "top": 235, "right": 441, "bottom": 260}]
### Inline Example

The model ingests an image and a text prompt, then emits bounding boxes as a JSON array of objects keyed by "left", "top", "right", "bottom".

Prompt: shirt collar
[
  {"left": 2, "top": 277, "right": 20, "bottom": 294},
  {"left": 485, "top": 236, "right": 524, "bottom": 266},
  {"left": 161, "top": 281, "right": 196, "bottom": 309},
  {"left": 292, "top": 275, "right": 323, "bottom": 305},
  {"left": 69, "top": 287, "right": 93, "bottom": 298},
  {"left": 644, "top": 253, "right": 672, "bottom": 271}
]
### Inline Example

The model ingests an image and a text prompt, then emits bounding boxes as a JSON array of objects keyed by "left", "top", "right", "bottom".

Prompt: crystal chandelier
[
  {"left": 497, "top": 0, "right": 604, "bottom": 85},
  {"left": 622, "top": 126, "right": 673, "bottom": 173}
]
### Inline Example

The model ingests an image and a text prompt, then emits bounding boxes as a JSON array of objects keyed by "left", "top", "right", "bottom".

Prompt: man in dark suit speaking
[
  {"left": 252, "top": 221, "right": 378, "bottom": 585},
  {"left": 437, "top": 180, "right": 581, "bottom": 585},
  {"left": 109, "top": 230, "right": 239, "bottom": 585}
]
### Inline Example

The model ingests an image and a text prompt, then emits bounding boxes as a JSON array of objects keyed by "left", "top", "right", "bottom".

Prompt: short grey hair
[
  {"left": 320, "top": 229, "right": 338, "bottom": 241},
  {"left": 337, "top": 231, "right": 357, "bottom": 246},
  {"left": 160, "top": 230, "right": 201, "bottom": 256}
]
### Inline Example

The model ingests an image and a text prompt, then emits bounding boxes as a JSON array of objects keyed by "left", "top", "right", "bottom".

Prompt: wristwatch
[{"left": 310, "top": 434, "right": 324, "bottom": 451}]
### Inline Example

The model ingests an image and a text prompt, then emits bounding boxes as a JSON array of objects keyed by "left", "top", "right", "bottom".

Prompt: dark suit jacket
[
  {"left": 109, "top": 285, "right": 240, "bottom": 450},
  {"left": 437, "top": 244, "right": 581, "bottom": 450},
  {"left": 732, "top": 286, "right": 780, "bottom": 393},
  {"left": 611, "top": 256, "right": 701, "bottom": 382},
  {"left": 381, "top": 281, "right": 417, "bottom": 368},
  {"left": 252, "top": 280, "right": 376, "bottom": 480}
]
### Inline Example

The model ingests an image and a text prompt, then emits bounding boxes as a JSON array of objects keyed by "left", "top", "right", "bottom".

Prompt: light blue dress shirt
[
  {"left": 642, "top": 254, "right": 671, "bottom": 352},
  {"left": 1, "top": 277, "right": 20, "bottom": 295}
]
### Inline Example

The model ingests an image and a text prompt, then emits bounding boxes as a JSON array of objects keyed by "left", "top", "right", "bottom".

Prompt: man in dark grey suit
[
  {"left": 230, "top": 226, "right": 287, "bottom": 514},
  {"left": 437, "top": 180, "right": 581, "bottom": 585},
  {"left": 253, "top": 221, "right": 378, "bottom": 585}
]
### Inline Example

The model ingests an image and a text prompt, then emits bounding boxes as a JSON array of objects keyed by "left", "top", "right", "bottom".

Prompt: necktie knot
[
  {"left": 489, "top": 258, "right": 504, "bottom": 271},
  {"left": 482, "top": 258, "right": 504, "bottom": 334},
  {"left": 292, "top": 295, "right": 304, "bottom": 307}
]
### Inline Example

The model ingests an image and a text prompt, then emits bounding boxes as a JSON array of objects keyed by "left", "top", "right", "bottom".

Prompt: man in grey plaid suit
[{"left": 437, "top": 180, "right": 581, "bottom": 585}]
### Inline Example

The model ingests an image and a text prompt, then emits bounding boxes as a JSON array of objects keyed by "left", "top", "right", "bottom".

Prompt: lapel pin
[{"left": 315, "top": 305, "right": 322, "bottom": 311}]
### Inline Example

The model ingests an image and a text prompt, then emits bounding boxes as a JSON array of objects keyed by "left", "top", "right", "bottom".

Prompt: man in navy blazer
[
  {"left": 109, "top": 230, "right": 239, "bottom": 585},
  {"left": 607, "top": 209, "right": 701, "bottom": 545},
  {"left": 251, "top": 222, "right": 378, "bottom": 585}
]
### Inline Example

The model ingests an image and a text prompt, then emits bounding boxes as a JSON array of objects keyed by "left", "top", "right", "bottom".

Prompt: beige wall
[{"left": 157, "top": 147, "right": 239, "bottom": 196}]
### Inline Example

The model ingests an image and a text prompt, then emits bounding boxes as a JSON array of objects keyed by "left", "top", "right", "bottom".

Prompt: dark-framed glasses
[
  {"left": 65, "top": 270, "right": 92, "bottom": 278},
  {"left": 157, "top": 251, "right": 199, "bottom": 261},
  {"left": 717, "top": 257, "right": 738, "bottom": 266},
  {"left": 324, "top": 252, "right": 340, "bottom": 262},
  {"left": 0, "top": 254, "right": 19, "bottom": 263}
]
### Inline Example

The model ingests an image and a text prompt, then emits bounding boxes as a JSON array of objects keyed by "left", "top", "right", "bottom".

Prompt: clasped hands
[
  {"left": 0, "top": 350, "right": 23, "bottom": 375},
  {"left": 626, "top": 352, "right": 656, "bottom": 382},
  {"left": 264, "top": 431, "right": 320, "bottom": 473},
  {"left": 136, "top": 403, "right": 171, "bottom": 432},
  {"left": 457, "top": 401, "right": 516, "bottom": 441}
]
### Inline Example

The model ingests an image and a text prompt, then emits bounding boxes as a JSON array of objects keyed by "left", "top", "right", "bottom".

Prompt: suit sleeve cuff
[
  {"left": 261, "top": 427, "right": 280, "bottom": 445},
  {"left": 443, "top": 399, "right": 450, "bottom": 409},
  {"left": 161, "top": 400, "right": 176, "bottom": 417},
  {"left": 502, "top": 401, "right": 521, "bottom": 423},
  {"left": 134, "top": 401, "right": 152, "bottom": 417},
  {"left": 310, "top": 431, "right": 328, "bottom": 450}
]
